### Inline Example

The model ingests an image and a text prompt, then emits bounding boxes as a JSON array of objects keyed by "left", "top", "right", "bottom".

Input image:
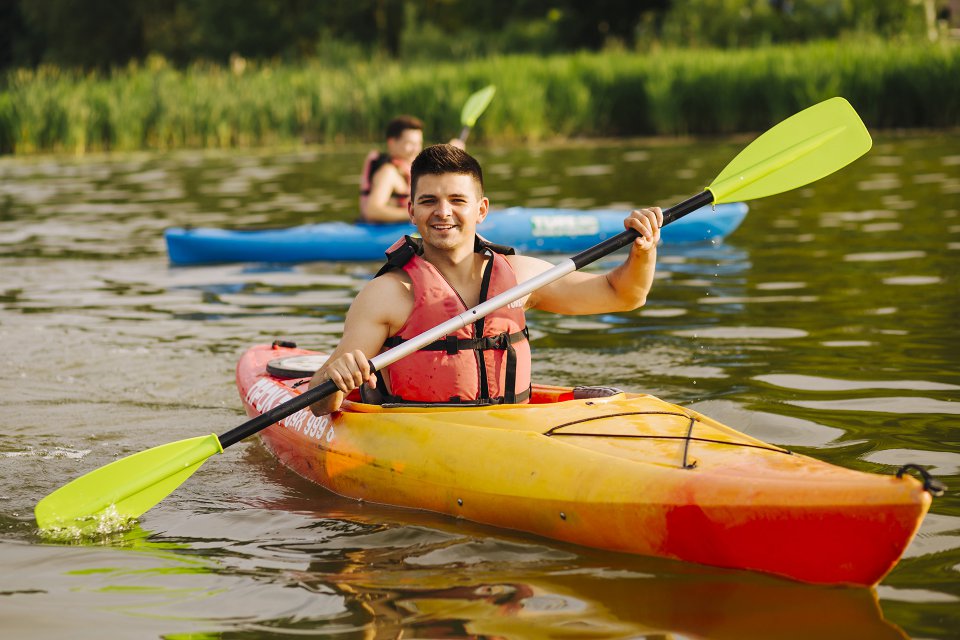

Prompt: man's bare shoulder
[
  {"left": 351, "top": 269, "right": 413, "bottom": 325},
  {"left": 371, "top": 160, "right": 403, "bottom": 183},
  {"left": 357, "top": 269, "right": 411, "bottom": 299},
  {"left": 502, "top": 254, "right": 554, "bottom": 310},
  {"left": 505, "top": 253, "right": 552, "bottom": 281}
]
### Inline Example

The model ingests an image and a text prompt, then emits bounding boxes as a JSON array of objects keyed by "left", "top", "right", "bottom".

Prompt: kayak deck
[{"left": 236, "top": 343, "right": 931, "bottom": 586}]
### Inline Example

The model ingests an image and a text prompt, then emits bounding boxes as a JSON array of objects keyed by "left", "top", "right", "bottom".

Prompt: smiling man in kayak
[
  {"left": 360, "top": 116, "right": 465, "bottom": 223},
  {"left": 312, "top": 143, "right": 662, "bottom": 414}
]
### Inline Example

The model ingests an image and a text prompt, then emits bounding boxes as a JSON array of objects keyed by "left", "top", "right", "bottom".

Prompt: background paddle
[
  {"left": 458, "top": 84, "right": 496, "bottom": 142},
  {"left": 35, "top": 96, "right": 871, "bottom": 531}
]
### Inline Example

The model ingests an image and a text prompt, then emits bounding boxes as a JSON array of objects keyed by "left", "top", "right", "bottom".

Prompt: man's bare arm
[
  {"left": 512, "top": 208, "right": 662, "bottom": 315},
  {"left": 308, "top": 273, "right": 411, "bottom": 414}
]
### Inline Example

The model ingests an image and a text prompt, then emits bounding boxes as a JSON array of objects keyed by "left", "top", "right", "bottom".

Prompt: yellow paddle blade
[
  {"left": 707, "top": 97, "right": 872, "bottom": 204},
  {"left": 461, "top": 85, "right": 497, "bottom": 128},
  {"left": 35, "top": 434, "right": 222, "bottom": 530}
]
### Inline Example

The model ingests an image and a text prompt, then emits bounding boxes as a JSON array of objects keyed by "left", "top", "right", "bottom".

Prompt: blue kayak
[{"left": 164, "top": 203, "right": 747, "bottom": 265}]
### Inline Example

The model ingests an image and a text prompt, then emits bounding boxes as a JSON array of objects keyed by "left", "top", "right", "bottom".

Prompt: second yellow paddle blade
[
  {"left": 708, "top": 97, "right": 872, "bottom": 204},
  {"left": 461, "top": 85, "right": 497, "bottom": 128}
]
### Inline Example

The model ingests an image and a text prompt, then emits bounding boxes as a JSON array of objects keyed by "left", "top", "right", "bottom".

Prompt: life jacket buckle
[{"left": 444, "top": 335, "right": 459, "bottom": 355}]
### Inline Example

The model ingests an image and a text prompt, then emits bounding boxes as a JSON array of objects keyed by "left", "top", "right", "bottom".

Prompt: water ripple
[
  {"left": 685, "top": 399, "right": 845, "bottom": 447},
  {"left": 843, "top": 250, "right": 926, "bottom": 262},
  {"left": 897, "top": 513, "right": 960, "bottom": 560},
  {"left": 698, "top": 295, "right": 818, "bottom": 305},
  {"left": 862, "top": 448, "right": 960, "bottom": 475},
  {"left": 755, "top": 374, "right": 960, "bottom": 392},
  {"left": 876, "top": 586, "right": 959, "bottom": 604},
  {"left": 673, "top": 327, "right": 807, "bottom": 339},
  {"left": 883, "top": 275, "right": 942, "bottom": 285},
  {"left": 406, "top": 540, "right": 575, "bottom": 567},
  {"left": 789, "top": 397, "right": 960, "bottom": 415},
  {"left": 565, "top": 164, "right": 614, "bottom": 176}
]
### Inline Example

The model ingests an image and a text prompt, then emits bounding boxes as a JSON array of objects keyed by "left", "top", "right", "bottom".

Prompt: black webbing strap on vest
[
  {"left": 374, "top": 235, "right": 515, "bottom": 277},
  {"left": 381, "top": 326, "right": 530, "bottom": 405},
  {"left": 370, "top": 235, "right": 530, "bottom": 406},
  {"left": 373, "top": 234, "right": 420, "bottom": 277},
  {"left": 474, "top": 245, "right": 496, "bottom": 400},
  {"left": 383, "top": 327, "right": 529, "bottom": 354},
  {"left": 360, "top": 152, "right": 392, "bottom": 196}
]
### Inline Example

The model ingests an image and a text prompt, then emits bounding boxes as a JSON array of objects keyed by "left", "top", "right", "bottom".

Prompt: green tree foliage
[
  {"left": 15, "top": 0, "right": 147, "bottom": 69},
  {"left": 8, "top": 0, "right": 930, "bottom": 71},
  {"left": 142, "top": 0, "right": 330, "bottom": 65},
  {"left": 660, "top": 0, "right": 930, "bottom": 48}
]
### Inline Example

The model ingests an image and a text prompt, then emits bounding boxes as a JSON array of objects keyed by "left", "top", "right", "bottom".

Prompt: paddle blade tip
[
  {"left": 35, "top": 501, "right": 137, "bottom": 538},
  {"left": 827, "top": 96, "right": 873, "bottom": 154},
  {"left": 34, "top": 433, "right": 223, "bottom": 532},
  {"left": 707, "top": 96, "right": 873, "bottom": 204}
]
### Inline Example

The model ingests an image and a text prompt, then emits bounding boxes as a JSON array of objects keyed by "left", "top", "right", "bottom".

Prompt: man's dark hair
[
  {"left": 385, "top": 115, "right": 423, "bottom": 140},
  {"left": 410, "top": 144, "right": 484, "bottom": 198}
]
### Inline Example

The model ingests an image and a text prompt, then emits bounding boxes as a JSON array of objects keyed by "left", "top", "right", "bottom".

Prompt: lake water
[{"left": 1, "top": 132, "right": 958, "bottom": 638}]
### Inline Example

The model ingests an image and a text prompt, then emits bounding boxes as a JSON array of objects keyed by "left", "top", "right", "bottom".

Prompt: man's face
[
  {"left": 387, "top": 129, "right": 423, "bottom": 163},
  {"left": 409, "top": 173, "right": 487, "bottom": 251}
]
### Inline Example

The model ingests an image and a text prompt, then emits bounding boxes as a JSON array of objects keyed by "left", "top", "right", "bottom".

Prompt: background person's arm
[{"left": 362, "top": 164, "right": 411, "bottom": 222}]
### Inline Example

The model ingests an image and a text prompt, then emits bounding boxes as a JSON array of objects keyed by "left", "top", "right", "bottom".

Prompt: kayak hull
[
  {"left": 236, "top": 343, "right": 930, "bottom": 586},
  {"left": 167, "top": 203, "right": 747, "bottom": 265}
]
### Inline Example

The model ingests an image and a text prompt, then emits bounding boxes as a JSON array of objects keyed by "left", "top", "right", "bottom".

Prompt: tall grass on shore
[{"left": 3, "top": 39, "right": 957, "bottom": 155}]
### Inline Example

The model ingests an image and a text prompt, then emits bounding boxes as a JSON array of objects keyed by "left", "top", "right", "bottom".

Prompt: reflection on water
[
  {"left": 3, "top": 500, "right": 916, "bottom": 639},
  {"left": 1, "top": 133, "right": 958, "bottom": 638}
]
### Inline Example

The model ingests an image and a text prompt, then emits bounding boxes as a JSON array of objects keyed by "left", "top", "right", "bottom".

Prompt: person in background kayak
[
  {"left": 359, "top": 115, "right": 465, "bottom": 223},
  {"left": 312, "top": 143, "right": 662, "bottom": 415}
]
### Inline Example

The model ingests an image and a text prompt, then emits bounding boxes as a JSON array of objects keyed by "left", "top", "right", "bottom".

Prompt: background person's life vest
[
  {"left": 366, "top": 235, "right": 532, "bottom": 405},
  {"left": 358, "top": 151, "right": 411, "bottom": 220}
]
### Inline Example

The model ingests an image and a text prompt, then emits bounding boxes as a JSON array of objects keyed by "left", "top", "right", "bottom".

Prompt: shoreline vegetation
[{"left": 2, "top": 39, "right": 958, "bottom": 156}]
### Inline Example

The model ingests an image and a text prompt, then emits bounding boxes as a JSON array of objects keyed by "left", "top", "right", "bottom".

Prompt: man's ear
[
  {"left": 408, "top": 199, "right": 415, "bottom": 223},
  {"left": 477, "top": 196, "right": 489, "bottom": 223}
]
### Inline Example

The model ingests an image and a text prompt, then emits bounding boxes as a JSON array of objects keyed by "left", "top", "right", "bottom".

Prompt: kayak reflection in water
[
  {"left": 278, "top": 539, "right": 908, "bottom": 640},
  {"left": 311, "top": 143, "right": 662, "bottom": 416}
]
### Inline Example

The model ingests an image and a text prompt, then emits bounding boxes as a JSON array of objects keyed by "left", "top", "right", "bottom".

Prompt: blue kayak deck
[{"left": 165, "top": 203, "right": 747, "bottom": 265}]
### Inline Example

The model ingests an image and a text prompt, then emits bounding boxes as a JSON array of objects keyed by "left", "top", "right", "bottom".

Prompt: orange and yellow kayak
[{"left": 237, "top": 343, "right": 933, "bottom": 586}]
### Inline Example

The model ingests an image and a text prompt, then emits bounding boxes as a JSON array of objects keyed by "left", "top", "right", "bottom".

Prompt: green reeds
[{"left": 3, "top": 40, "right": 957, "bottom": 155}]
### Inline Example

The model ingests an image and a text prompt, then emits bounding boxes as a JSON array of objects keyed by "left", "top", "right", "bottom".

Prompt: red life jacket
[
  {"left": 358, "top": 150, "right": 411, "bottom": 220},
  {"left": 368, "top": 235, "right": 532, "bottom": 405}
]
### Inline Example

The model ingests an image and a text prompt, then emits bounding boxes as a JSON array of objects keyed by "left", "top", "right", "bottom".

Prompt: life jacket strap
[
  {"left": 374, "top": 235, "right": 516, "bottom": 278},
  {"left": 375, "top": 328, "right": 528, "bottom": 406},
  {"left": 370, "top": 384, "right": 532, "bottom": 407},
  {"left": 360, "top": 152, "right": 405, "bottom": 196},
  {"left": 383, "top": 327, "right": 528, "bottom": 353}
]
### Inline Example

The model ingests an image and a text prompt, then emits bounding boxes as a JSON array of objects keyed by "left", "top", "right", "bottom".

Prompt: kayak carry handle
[{"left": 896, "top": 464, "right": 946, "bottom": 496}]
